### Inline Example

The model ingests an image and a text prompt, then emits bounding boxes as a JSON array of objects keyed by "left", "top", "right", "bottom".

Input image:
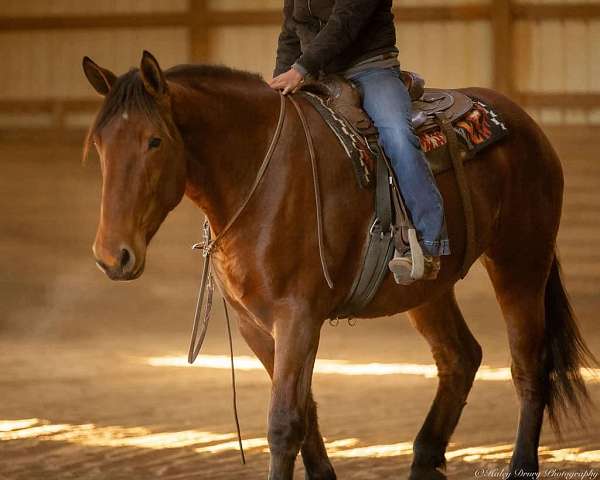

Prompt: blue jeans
[{"left": 348, "top": 67, "right": 450, "bottom": 256}]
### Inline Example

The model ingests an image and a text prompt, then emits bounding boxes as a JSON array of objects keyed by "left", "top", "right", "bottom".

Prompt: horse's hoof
[{"left": 408, "top": 466, "right": 447, "bottom": 480}]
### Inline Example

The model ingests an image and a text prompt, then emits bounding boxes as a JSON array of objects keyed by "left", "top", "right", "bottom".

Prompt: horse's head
[{"left": 83, "top": 51, "right": 186, "bottom": 281}]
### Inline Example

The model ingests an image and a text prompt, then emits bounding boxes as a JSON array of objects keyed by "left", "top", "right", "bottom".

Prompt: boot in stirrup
[{"left": 389, "top": 250, "right": 441, "bottom": 285}]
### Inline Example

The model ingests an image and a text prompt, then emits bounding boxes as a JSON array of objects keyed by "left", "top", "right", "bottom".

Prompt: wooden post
[
  {"left": 189, "top": 0, "right": 210, "bottom": 64},
  {"left": 492, "top": 0, "right": 514, "bottom": 97}
]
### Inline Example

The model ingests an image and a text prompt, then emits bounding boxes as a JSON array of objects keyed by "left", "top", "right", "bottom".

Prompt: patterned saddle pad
[{"left": 300, "top": 89, "right": 508, "bottom": 188}]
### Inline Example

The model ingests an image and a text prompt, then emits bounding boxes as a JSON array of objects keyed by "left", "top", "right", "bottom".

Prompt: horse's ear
[
  {"left": 140, "top": 50, "right": 168, "bottom": 97},
  {"left": 82, "top": 56, "right": 116, "bottom": 96}
]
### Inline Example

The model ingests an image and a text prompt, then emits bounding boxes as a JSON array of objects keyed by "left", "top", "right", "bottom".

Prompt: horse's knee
[
  {"left": 268, "top": 408, "right": 305, "bottom": 457},
  {"left": 434, "top": 339, "right": 482, "bottom": 396}
]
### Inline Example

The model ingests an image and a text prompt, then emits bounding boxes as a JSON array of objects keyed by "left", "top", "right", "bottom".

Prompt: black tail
[{"left": 544, "top": 254, "right": 597, "bottom": 433}]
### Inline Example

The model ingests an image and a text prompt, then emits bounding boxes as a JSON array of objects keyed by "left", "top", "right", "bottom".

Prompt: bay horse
[{"left": 83, "top": 51, "right": 594, "bottom": 480}]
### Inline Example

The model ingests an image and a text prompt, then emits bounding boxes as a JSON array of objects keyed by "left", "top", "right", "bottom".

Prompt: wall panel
[
  {"left": 1, "top": 0, "right": 600, "bottom": 127},
  {"left": 208, "top": 0, "right": 280, "bottom": 11},
  {"left": 209, "top": 26, "right": 281, "bottom": 80},
  {"left": 0, "top": 29, "right": 188, "bottom": 99},
  {"left": 0, "top": 0, "right": 188, "bottom": 16}
]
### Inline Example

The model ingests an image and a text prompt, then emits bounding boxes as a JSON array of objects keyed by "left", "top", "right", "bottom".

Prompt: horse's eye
[{"left": 148, "top": 137, "right": 162, "bottom": 149}]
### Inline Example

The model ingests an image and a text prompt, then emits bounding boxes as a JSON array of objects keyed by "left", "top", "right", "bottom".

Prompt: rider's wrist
[{"left": 291, "top": 62, "right": 308, "bottom": 78}]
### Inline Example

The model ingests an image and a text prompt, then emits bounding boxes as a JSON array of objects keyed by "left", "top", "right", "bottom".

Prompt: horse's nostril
[{"left": 119, "top": 247, "right": 132, "bottom": 271}]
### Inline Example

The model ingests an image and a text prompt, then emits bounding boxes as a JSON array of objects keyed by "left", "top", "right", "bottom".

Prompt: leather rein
[{"left": 188, "top": 91, "right": 333, "bottom": 364}]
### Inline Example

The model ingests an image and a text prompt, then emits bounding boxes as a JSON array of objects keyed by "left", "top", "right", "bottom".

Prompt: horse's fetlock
[
  {"left": 268, "top": 409, "right": 305, "bottom": 455},
  {"left": 412, "top": 438, "right": 447, "bottom": 469},
  {"left": 304, "top": 463, "right": 337, "bottom": 480}
]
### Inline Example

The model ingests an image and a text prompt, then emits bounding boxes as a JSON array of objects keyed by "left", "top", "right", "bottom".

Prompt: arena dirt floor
[{"left": 1, "top": 129, "right": 599, "bottom": 479}]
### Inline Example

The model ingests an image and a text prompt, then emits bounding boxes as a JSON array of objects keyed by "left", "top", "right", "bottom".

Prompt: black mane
[
  {"left": 91, "top": 69, "right": 160, "bottom": 134},
  {"left": 90, "top": 64, "right": 264, "bottom": 135},
  {"left": 84, "top": 64, "right": 266, "bottom": 160},
  {"left": 165, "top": 64, "right": 264, "bottom": 85}
]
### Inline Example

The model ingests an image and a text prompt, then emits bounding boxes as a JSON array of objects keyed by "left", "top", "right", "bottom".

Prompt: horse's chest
[{"left": 211, "top": 254, "right": 275, "bottom": 322}]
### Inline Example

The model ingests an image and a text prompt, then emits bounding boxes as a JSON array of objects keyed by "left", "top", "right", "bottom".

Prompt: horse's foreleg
[
  {"left": 300, "top": 391, "right": 336, "bottom": 480},
  {"left": 407, "top": 289, "right": 482, "bottom": 480},
  {"left": 268, "top": 313, "right": 321, "bottom": 480},
  {"left": 238, "top": 315, "right": 335, "bottom": 480}
]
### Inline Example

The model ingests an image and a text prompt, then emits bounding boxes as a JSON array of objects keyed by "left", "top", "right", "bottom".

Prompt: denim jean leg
[{"left": 348, "top": 67, "right": 450, "bottom": 256}]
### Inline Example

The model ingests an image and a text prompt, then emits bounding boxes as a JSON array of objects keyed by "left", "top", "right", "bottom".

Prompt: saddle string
[{"left": 289, "top": 95, "right": 334, "bottom": 289}]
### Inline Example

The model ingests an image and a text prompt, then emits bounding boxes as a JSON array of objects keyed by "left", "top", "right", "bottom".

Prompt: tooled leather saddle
[
  {"left": 300, "top": 72, "right": 475, "bottom": 186},
  {"left": 298, "top": 72, "right": 480, "bottom": 318}
]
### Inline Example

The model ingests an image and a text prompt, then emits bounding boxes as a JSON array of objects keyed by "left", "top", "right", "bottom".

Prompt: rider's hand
[{"left": 268, "top": 68, "right": 304, "bottom": 95}]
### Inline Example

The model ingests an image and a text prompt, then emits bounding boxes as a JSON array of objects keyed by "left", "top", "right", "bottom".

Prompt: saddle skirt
[{"left": 299, "top": 72, "right": 507, "bottom": 188}]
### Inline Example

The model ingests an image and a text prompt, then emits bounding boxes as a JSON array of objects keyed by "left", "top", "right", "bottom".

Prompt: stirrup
[
  {"left": 389, "top": 229, "right": 426, "bottom": 285},
  {"left": 408, "top": 228, "right": 425, "bottom": 280}
]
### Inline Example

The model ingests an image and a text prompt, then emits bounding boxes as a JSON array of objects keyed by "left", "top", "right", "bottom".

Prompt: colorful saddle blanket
[{"left": 300, "top": 84, "right": 508, "bottom": 189}]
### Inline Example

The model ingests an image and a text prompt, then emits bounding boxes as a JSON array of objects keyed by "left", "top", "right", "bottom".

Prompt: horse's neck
[{"left": 172, "top": 81, "right": 280, "bottom": 232}]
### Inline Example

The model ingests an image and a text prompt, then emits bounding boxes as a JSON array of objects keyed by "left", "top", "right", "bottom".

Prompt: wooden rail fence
[{"left": 1, "top": 0, "right": 599, "bottom": 132}]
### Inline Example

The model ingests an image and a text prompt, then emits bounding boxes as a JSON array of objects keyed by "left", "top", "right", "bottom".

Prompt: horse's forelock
[{"left": 82, "top": 69, "right": 174, "bottom": 163}]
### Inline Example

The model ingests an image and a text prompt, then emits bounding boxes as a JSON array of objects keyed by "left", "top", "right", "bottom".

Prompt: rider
[{"left": 268, "top": 0, "right": 450, "bottom": 283}]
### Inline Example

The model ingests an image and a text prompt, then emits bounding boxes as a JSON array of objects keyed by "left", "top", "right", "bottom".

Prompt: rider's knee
[{"left": 380, "top": 126, "right": 421, "bottom": 156}]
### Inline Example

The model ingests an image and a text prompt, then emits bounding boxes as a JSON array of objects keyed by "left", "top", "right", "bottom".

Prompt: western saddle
[
  {"left": 299, "top": 72, "right": 477, "bottom": 318},
  {"left": 303, "top": 71, "right": 474, "bottom": 139}
]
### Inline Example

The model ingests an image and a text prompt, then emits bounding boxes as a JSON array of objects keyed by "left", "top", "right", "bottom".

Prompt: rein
[
  {"left": 188, "top": 93, "right": 286, "bottom": 363},
  {"left": 186, "top": 91, "right": 334, "bottom": 464},
  {"left": 289, "top": 96, "right": 334, "bottom": 289},
  {"left": 197, "top": 93, "right": 288, "bottom": 259},
  {"left": 188, "top": 91, "right": 335, "bottom": 363}
]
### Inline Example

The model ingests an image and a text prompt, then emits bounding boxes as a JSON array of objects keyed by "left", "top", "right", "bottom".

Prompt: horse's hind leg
[
  {"left": 237, "top": 314, "right": 336, "bottom": 480},
  {"left": 407, "top": 288, "right": 482, "bottom": 480},
  {"left": 482, "top": 254, "right": 550, "bottom": 478}
]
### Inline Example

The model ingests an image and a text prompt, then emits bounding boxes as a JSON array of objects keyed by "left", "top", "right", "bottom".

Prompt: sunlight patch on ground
[
  {"left": 0, "top": 418, "right": 40, "bottom": 432},
  {"left": 328, "top": 441, "right": 413, "bottom": 458},
  {"left": 0, "top": 423, "right": 75, "bottom": 440},
  {"left": 2, "top": 418, "right": 600, "bottom": 463},
  {"left": 542, "top": 448, "right": 600, "bottom": 463},
  {"left": 446, "top": 444, "right": 514, "bottom": 461},
  {"left": 145, "top": 355, "right": 600, "bottom": 382},
  {"left": 0, "top": 419, "right": 234, "bottom": 449},
  {"left": 195, "top": 437, "right": 268, "bottom": 454}
]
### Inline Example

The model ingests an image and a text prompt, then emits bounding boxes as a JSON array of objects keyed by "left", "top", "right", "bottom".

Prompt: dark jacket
[{"left": 274, "top": 0, "right": 397, "bottom": 77}]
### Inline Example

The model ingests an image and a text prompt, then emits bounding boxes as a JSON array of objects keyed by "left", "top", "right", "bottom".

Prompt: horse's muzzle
[{"left": 93, "top": 244, "right": 144, "bottom": 281}]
